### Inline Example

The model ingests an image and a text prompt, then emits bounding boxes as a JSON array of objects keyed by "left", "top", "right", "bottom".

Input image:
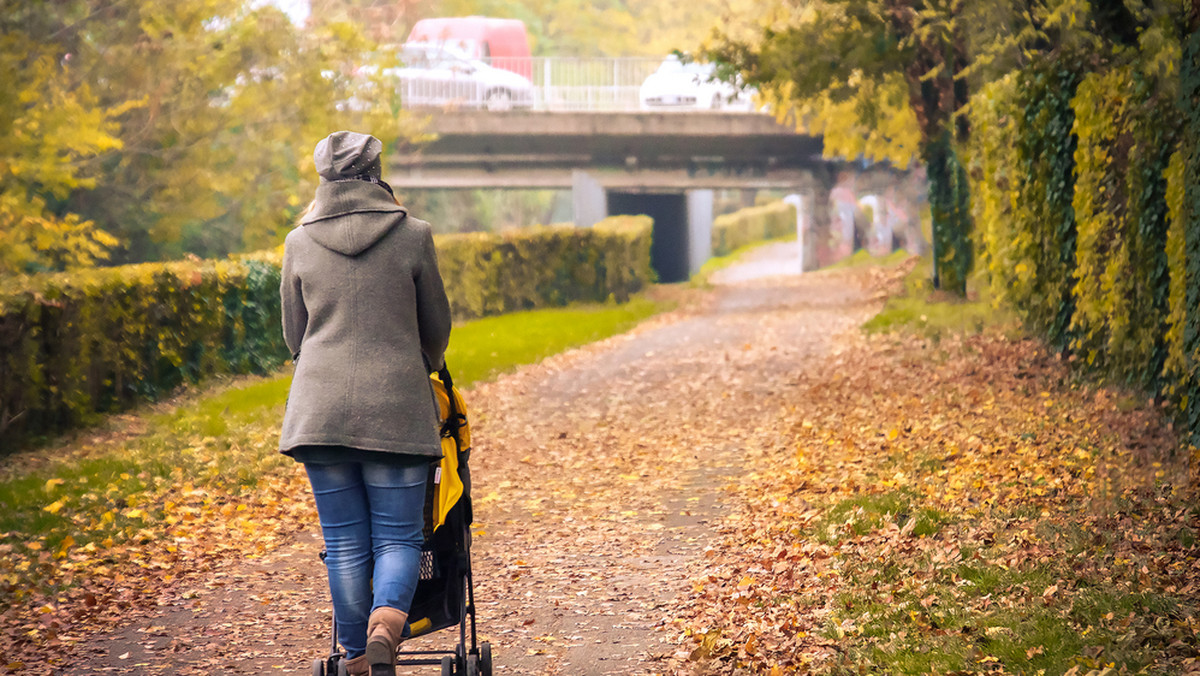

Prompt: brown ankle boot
[
  {"left": 365, "top": 606, "right": 408, "bottom": 669},
  {"left": 343, "top": 655, "right": 369, "bottom": 676}
]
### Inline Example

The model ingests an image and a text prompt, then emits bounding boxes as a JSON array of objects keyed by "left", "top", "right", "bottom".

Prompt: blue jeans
[{"left": 305, "top": 460, "right": 427, "bottom": 658}]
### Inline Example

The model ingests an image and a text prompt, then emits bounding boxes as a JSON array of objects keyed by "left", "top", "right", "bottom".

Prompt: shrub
[
  {"left": 0, "top": 215, "right": 654, "bottom": 451},
  {"left": 435, "top": 215, "right": 653, "bottom": 320},
  {"left": 1070, "top": 66, "right": 1176, "bottom": 388},
  {"left": 0, "top": 258, "right": 286, "bottom": 452},
  {"left": 967, "top": 73, "right": 1021, "bottom": 308},
  {"left": 711, "top": 202, "right": 796, "bottom": 257}
]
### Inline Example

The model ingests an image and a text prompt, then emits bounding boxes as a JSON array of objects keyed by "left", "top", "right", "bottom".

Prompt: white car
[
  {"left": 638, "top": 56, "right": 754, "bottom": 111},
  {"left": 388, "top": 42, "right": 535, "bottom": 111}
]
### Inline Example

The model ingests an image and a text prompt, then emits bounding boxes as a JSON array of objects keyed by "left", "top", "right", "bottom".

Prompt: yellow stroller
[{"left": 312, "top": 366, "right": 492, "bottom": 676}]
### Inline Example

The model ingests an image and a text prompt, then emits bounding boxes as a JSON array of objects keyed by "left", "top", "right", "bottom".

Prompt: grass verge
[
  {"left": 0, "top": 294, "right": 672, "bottom": 652},
  {"left": 445, "top": 295, "right": 665, "bottom": 385},
  {"left": 827, "top": 248, "right": 912, "bottom": 270},
  {"left": 862, "top": 256, "right": 1019, "bottom": 340}
]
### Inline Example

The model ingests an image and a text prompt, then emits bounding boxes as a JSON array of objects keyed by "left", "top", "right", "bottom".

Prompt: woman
[{"left": 279, "top": 131, "right": 452, "bottom": 676}]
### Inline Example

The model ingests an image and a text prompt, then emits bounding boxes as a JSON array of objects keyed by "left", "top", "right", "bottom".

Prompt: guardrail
[
  {"left": 525, "top": 57, "right": 660, "bottom": 111},
  {"left": 390, "top": 56, "right": 761, "bottom": 113}
]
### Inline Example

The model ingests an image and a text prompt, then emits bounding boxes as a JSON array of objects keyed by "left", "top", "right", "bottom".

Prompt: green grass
[
  {"left": 445, "top": 295, "right": 666, "bottom": 385},
  {"left": 155, "top": 375, "right": 293, "bottom": 439},
  {"left": 816, "top": 490, "right": 951, "bottom": 543},
  {"left": 0, "top": 294, "right": 672, "bottom": 578},
  {"left": 828, "top": 248, "right": 912, "bottom": 270},
  {"left": 827, "top": 552, "right": 1181, "bottom": 675},
  {"left": 817, "top": 493, "right": 1191, "bottom": 676},
  {"left": 863, "top": 257, "right": 1018, "bottom": 339}
]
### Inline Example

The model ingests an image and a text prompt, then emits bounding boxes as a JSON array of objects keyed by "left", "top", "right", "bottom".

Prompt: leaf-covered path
[{"left": 59, "top": 243, "right": 893, "bottom": 675}]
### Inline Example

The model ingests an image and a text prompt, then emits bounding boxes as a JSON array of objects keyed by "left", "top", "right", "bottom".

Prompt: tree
[
  {"left": 0, "top": 32, "right": 129, "bottom": 276},
  {"left": 1, "top": 0, "right": 421, "bottom": 266},
  {"left": 701, "top": 0, "right": 978, "bottom": 292}
]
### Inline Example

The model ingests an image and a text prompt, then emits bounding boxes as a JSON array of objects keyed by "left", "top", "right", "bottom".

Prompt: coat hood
[{"left": 300, "top": 180, "right": 408, "bottom": 256}]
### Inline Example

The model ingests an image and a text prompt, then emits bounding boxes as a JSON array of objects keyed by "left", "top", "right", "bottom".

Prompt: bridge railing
[
  {"left": 520, "top": 57, "right": 661, "bottom": 111},
  {"left": 385, "top": 55, "right": 761, "bottom": 113}
]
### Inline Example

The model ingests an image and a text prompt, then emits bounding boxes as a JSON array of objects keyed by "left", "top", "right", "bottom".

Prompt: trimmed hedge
[
  {"left": 435, "top": 215, "right": 653, "bottom": 320},
  {"left": 0, "top": 258, "right": 287, "bottom": 451},
  {"left": 711, "top": 202, "right": 797, "bottom": 257},
  {"left": 0, "top": 215, "right": 653, "bottom": 451}
]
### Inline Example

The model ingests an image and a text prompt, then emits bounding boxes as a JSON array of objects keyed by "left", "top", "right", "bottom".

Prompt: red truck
[{"left": 406, "top": 16, "right": 532, "bottom": 79}]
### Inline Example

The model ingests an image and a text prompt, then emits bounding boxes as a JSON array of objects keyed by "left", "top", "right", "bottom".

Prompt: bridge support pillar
[
  {"left": 572, "top": 170, "right": 607, "bottom": 228},
  {"left": 685, "top": 190, "right": 714, "bottom": 277},
  {"left": 805, "top": 169, "right": 834, "bottom": 270}
]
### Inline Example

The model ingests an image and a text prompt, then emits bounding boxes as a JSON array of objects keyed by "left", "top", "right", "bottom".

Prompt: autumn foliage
[
  {"left": 671, "top": 282, "right": 1199, "bottom": 673},
  {"left": 966, "top": 31, "right": 1200, "bottom": 445},
  {"left": 0, "top": 258, "right": 288, "bottom": 453}
]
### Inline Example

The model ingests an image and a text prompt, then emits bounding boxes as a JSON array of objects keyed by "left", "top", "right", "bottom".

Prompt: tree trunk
[
  {"left": 888, "top": 0, "right": 973, "bottom": 295},
  {"left": 922, "top": 129, "right": 971, "bottom": 294}
]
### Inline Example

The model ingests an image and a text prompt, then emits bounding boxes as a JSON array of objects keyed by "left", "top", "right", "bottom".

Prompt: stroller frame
[{"left": 310, "top": 367, "right": 492, "bottom": 676}]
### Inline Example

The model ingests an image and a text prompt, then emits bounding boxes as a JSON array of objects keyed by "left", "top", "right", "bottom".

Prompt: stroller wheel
[
  {"left": 466, "top": 654, "right": 480, "bottom": 676},
  {"left": 480, "top": 642, "right": 493, "bottom": 676},
  {"left": 456, "top": 644, "right": 466, "bottom": 671},
  {"left": 311, "top": 658, "right": 325, "bottom": 676},
  {"left": 441, "top": 655, "right": 455, "bottom": 675}
]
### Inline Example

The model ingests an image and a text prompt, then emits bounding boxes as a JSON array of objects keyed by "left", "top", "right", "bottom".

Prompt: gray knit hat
[{"left": 313, "top": 131, "right": 383, "bottom": 182}]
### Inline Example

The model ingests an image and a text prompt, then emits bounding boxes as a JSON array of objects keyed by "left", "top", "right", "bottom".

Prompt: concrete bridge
[
  {"left": 388, "top": 111, "right": 918, "bottom": 282},
  {"left": 389, "top": 111, "right": 824, "bottom": 189}
]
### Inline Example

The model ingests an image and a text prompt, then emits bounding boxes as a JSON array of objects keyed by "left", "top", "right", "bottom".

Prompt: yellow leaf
[
  {"left": 44, "top": 478, "right": 65, "bottom": 491},
  {"left": 887, "top": 428, "right": 899, "bottom": 441},
  {"left": 44, "top": 500, "right": 65, "bottom": 514}
]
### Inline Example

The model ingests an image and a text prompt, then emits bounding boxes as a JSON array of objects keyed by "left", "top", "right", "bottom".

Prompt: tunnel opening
[{"left": 607, "top": 192, "right": 690, "bottom": 283}]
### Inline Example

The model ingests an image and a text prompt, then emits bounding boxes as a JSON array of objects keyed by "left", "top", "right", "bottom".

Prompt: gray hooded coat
[{"left": 279, "top": 132, "right": 451, "bottom": 462}]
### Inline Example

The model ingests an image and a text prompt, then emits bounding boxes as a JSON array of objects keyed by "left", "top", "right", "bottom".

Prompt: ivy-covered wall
[
  {"left": 1015, "top": 60, "right": 1081, "bottom": 353},
  {"left": 1179, "top": 29, "right": 1200, "bottom": 445},
  {"left": 0, "top": 216, "right": 654, "bottom": 452},
  {"left": 970, "top": 45, "right": 1198, "bottom": 443}
]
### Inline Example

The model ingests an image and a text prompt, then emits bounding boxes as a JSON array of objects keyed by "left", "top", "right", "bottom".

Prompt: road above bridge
[{"left": 388, "top": 110, "right": 825, "bottom": 189}]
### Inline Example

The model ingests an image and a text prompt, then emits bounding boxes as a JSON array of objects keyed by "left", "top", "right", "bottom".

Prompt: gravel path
[{"left": 62, "top": 244, "right": 886, "bottom": 675}]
